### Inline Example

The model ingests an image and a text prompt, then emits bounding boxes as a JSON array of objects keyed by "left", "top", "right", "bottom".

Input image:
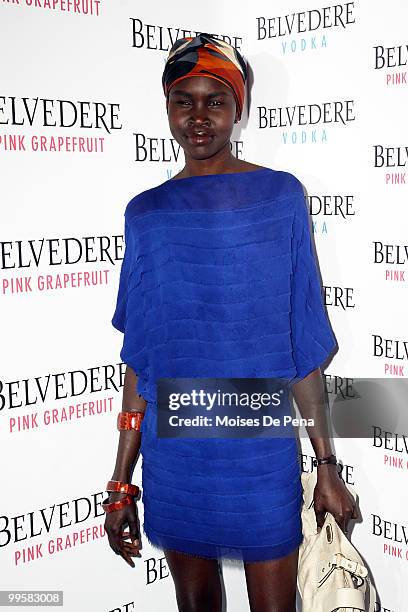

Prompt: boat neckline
[{"left": 166, "top": 167, "right": 272, "bottom": 183}]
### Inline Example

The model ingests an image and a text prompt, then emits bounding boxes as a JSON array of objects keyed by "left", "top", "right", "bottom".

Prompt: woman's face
[{"left": 166, "top": 76, "right": 238, "bottom": 161}]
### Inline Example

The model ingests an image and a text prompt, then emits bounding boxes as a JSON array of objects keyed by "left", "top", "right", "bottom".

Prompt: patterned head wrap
[{"left": 162, "top": 33, "right": 247, "bottom": 121}]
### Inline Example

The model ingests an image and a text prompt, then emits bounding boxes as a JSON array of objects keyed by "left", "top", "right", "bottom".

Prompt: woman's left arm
[{"left": 292, "top": 367, "right": 358, "bottom": 534}]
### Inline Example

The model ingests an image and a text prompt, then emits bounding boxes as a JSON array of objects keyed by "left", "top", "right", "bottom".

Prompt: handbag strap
[
  {"left": 324, "top": 579, "right": 377, "bottom": 612},
  {"left": 368, "top": 579, "right": 377, "bottom": 612},
  {"left": 318, "top": 553, "right": 368, "bottom": 583},
  {"left": 325, "top": 587, "right": 365, "bottom": 611}
]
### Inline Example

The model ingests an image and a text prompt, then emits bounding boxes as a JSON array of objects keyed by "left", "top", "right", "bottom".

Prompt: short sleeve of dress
[
  {"left": 111, "top": 200, "right": 149, "bottom": 395},
  {"left": 290, "top": 181, "right": 337, "bottom": 381},
  {"left": 111, "top": 212, "right": 137, "bottom": 334}
]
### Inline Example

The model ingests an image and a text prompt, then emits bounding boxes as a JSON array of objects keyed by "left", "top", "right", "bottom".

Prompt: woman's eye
[{"left": 173, "top": 99, "right": 223, "bottom": 107}]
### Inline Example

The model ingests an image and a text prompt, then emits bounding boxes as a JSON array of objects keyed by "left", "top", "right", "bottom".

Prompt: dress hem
[{"left": 142, "top": 522, "right": 304, "bottom": 563}]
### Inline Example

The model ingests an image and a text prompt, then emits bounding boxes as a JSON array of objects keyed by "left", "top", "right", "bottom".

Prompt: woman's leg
[
  {"left": 243, "top": 546, "right": 299, "bottom": 612},
  {"left": 164, "top": 549, "right": 223, "bottom": 612}
]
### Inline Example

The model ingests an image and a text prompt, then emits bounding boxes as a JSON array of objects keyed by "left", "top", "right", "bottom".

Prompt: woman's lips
[{"left": 186, "top": 133, "right": 214, "bottom": 146}]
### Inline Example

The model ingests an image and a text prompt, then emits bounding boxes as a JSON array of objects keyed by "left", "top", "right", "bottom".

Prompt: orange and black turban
[{"left": 162, "top": 33, "right": 247, "bottom": 121}]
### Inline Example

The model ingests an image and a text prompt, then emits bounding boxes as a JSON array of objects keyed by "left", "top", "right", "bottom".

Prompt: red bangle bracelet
[
  {"left": 117, "top": 411, "right": 144, "bottom": 431},
  {"left": 102, "top": 495, "right": 133, "bottom": 513},
  {"left": 106, "top": 480, "right": 140, "bottom": 497}
]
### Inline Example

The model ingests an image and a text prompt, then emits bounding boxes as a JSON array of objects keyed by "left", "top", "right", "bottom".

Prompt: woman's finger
[
  {"left": 125, "top": 518, "right": 140, "bottom": 545},
  {"left": 122, "top": 540, "right": 141, "bottom": 553},
  {"left": 122, "top": 535, "right": 141, "bottom": 549},
  {"left": 122, "top": 529, "right": 140, "bottom": 542},
  {"left": 121, "top": 529, "right": 142, "bottom": 556},
  {"left": 106, "top": 528, "right": 121, "bottom": 550},
  {"left": 110, "top": 532, "right": 137, "bottom": 566},
  {"left": 122, "top": 530, "right": 141, "bottom": 547},
  {"left": 122, "top": 544, "right": 142, "bottom": 557},
  {"left": 118, "top": 547, "right": 136, "bottom": 568},
  {"left": 314, "top": 507, "right": 327, "bottom": 530},
  {"left": 337, "top": 507, "right": 355, "bottom": 534},
  {"left": 122, "top": 538, "right": 141, "bottom": 549}
]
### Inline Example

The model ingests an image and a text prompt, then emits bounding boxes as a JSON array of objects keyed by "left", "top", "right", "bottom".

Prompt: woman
[{"left": 104, "top": 34, "right": 357, "bottom": 611}]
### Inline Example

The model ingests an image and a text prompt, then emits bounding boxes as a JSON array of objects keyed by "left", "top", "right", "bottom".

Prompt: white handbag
[{"left": 297, "top": 469, "right": 377, "bottom": 611}]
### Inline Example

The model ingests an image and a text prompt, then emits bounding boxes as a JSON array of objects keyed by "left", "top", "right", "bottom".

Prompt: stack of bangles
[{"left": 102, "top": 410, "right": 145, "bottom": 514}]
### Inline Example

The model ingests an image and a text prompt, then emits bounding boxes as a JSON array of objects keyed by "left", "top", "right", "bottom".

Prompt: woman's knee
[
  {"left": 164, "top": 549, "right": 223, "bottom": 612},
  {"left": 176, "top": 587, "right": 222, "bottom": 612},
  {"left": 244, "top": 548, "right": 298, "bottom": 612}
]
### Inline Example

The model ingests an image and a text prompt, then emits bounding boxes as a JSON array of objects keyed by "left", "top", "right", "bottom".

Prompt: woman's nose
[
  {"left": 188, "top": 102, "right": 210, "bottom": 122},
  {"left": 188, "top": 112, "right": 210, "bottom": 126}
]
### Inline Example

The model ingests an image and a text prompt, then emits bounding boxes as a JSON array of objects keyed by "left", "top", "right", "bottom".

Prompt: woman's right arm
[{"left": 104, "top": 365, "right": 147, "bottom": 567}]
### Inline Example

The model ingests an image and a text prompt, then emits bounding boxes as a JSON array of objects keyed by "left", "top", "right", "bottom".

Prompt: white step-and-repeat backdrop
[{"left": 1, "top": 1, "right": 407, "bottom": 610}]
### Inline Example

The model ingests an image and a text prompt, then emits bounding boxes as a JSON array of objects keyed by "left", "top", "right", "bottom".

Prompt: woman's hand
[
  {"left": 313, "top": 465, "right": 359, "bottom": 534},
  {"left": 105, "top": 494, "right": 142, "bottom": 567}
]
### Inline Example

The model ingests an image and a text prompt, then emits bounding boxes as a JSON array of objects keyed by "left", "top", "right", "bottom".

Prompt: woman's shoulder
[
  {"left": 269, "top": 168, "right": 305, "bottom": 196},
  {"left": 123, "top": 182, "right": 166, "bottom": 221},
  {"left": 247, "top": 165, "right": 306, "bottom": 206},
  {"left": 238, "top": 162, "right": 305, "bottom": 195}
]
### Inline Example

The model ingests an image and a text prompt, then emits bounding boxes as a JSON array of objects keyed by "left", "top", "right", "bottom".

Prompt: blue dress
[{"left": 112, "top": 167, "right": 337, "bottom": 562}]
